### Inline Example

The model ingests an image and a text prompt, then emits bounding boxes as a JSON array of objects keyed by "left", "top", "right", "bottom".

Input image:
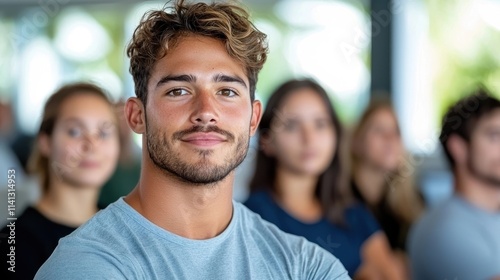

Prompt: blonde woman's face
[
  {"left": 266, "top": 89, "right": 336, "bottom": 176},
  {"left": 47, "top": 93, "right": 120, "bottom": 189},
  {"left": 360, "top": 108, "right": 403, "bottom": 172}
]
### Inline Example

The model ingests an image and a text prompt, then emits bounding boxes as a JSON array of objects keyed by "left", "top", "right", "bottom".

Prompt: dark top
[
  {"left": 98, "top": 160, "right": 141, "bottom": 207},
  {"left": 244, "top": 191, "right": 380, "bottom": 277},
  {"left": 351, "top": 180, "right": 410, "bottom": 251},
  {"left": 0, "top": 207, "right": 76, "bottom": 280}
]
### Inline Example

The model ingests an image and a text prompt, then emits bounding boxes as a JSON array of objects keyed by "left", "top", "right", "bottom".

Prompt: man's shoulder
[
  {"left": 62, "top": 199, "right": 134, "bottom": 248},
  {"left": 413, "top": 196, "right": 488, "bottom": 236},
  {"left": 35, "top": 200, "right": 143, "bottom": 279},
  {"left": 238, "top": 201, "right": 322, "bottom": 252},
  {"left": 408, "top": 195, "right": 494, "bottom": 260},
  {"left": 236, "top": 202, "right": 350, "bottom": 279},
  {"left": 409, "top": 197, "right": 500, "bottom": 280},
  {"left": 237, "top": 201, "right": 294, "bottom": 239}
]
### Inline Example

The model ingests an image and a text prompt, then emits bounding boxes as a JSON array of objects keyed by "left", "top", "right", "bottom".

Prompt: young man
[
  {"left": 35, "top": 1, "right": 349, "bottom": 279},
  {"left": 408, "top": 90, "right": 500, "bottom": 280}
]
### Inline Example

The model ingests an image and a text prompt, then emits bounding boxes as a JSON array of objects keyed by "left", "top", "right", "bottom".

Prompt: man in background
[{"left": 409, "top": 89, "right": 500, "bottom": 280}]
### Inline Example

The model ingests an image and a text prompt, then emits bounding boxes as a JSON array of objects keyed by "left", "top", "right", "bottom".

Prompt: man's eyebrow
[
  {"left": 213, "top": 73, "right": 247, "bottom": 89},
  {"left": 155, "top": 73, "right": 247, "bottom": 89},
  {"left": 156, "top": 74, "right": 196, "bottom": 88},
  {"left": 483, "top": 126, "right": 500, "bottom": 133}
]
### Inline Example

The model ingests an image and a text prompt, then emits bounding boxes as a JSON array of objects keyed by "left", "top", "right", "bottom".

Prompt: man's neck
[
  {"left": 125, "top": 160, "right": 234, "bottom": 240},
  {"left": 455, "top": 171, "right": 500, "bottom": 213}
]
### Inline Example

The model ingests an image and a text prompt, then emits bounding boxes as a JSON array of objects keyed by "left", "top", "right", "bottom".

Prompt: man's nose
[{"left": 190, "top": 91, "right": 219, "bottom": 125}]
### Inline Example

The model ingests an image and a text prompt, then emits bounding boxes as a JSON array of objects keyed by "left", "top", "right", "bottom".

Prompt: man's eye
[
  {"left": 217, "top": 89, "right": 237, "bottom": 97},
  {"left": 167, "top": 89, "right": 189, "bottom": 96}
]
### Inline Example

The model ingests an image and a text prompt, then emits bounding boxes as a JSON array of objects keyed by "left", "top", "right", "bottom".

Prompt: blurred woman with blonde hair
[{"left": 349, "top": 100, "right": 424, "bottom": 269}]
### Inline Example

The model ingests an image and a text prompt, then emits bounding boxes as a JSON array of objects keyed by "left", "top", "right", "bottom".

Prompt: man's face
[
  {"left": 144, "top": 35, "right": 261, "bottom": 185},
  {"left": 468, "top": 109, "right": 500, "bottom": 187}
]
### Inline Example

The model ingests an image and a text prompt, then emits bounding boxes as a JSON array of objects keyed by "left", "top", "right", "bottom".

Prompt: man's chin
[
  {"left": 174, "top": 170, "right": 232, "bottom": 186},
  {"left": 155, "top": 160, "right": 232, "bottom": 185},
  {"left": 472, "top": 171, "right": 500, "bottom": 189}
]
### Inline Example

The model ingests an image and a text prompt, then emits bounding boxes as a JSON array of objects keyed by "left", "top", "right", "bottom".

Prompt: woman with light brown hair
[
  {"left": 349, "top": 100, "right": 424, "bottom": 272},
  {"left": 0, "top": 82, "right": 120, "bottom": 279}
]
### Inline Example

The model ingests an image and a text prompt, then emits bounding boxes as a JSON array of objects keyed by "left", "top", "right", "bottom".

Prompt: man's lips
[{"left": 180, "top": 132, "right": 227, "bottom": 147}]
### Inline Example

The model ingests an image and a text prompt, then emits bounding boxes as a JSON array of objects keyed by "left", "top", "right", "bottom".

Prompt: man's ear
[
  {"left": 38, "top": 133, "right": 51, "bottom": 157},
  {"left": 125, "top": 97, "right": 146, "bottom": 134},
  {"left": 447, "top": 134, "right": 468, "bottom": 166},
  {"left": 250, "top": 100, "right": 262, "bottom": 137}
]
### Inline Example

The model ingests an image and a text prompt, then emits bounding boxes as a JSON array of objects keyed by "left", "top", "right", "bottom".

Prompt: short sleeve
[
  {"left": 296, "top": 237, "right": 351, "bottom": 280},
  {"left": 35, "top": 239, "right": 141, "bottom": 280}
]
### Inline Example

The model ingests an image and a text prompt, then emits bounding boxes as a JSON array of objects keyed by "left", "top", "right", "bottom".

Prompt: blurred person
[
  {"left": 408, "top": 89, "right": 500, "bottom": 280},
  {"left": 0, "top": 102, "right": 24, "bottom": 176},
  {"left": 349, "top": 101, "right": 423, "bottom": 272},
  {"left": 0, "top": 101, "right": 38, "bottom": 228},
  {"left": 98, "top": 100, "right": 141, "bottom": 207},
  {"left": 0, "top": 101, "right": 14, "bottom": 141},
  {"left": 1, "top": 97, "right": 35, "bottom": 174},
  {"left": 35, "top": 1, "right": 349, "bottom": 279},
  {"left": 10, "top": 132, "right": 36, "bottom": 174},
  {"left": 245, "top": 79, "right": 404, "bottom": 280},
  {"left": 0, "top": 82, "right": 120, "bottom": 280}
]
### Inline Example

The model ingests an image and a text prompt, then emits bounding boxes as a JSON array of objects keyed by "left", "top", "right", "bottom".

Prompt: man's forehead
[
  {"left": 481, "top": 108, "right": 500, "bottom": 122},
  {"left": 474, "top": 108, "right": 500, "bottom": 131}
]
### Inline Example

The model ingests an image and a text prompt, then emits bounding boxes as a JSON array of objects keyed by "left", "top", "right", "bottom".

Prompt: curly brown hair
[{"left": 126, "top": 0, "right": 268, "bottom": 105}]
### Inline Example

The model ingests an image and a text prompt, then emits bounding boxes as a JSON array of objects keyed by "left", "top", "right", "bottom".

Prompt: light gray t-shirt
[
  {"left": 35, "top": 198, "right": 349, "bottom": 280},
  {"left": 408, "top": 195, "right": 500, "bottom": 280}
]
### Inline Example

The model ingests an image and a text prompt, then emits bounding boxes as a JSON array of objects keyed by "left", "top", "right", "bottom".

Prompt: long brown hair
[
  {"left": 350, "top": 100, "right": 423, "bottom": 223},
  {"left": 28, "top": 82, "right": 114, "bottom": 194},
  {"left": 249, "top": 78, "right": 351, "bottom": 225}
]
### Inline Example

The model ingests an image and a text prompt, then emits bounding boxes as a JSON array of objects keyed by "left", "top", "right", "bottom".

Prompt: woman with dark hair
[
  {"left": 245, "top": 78, "right": 404, "bottom": 279},
  {"left": 0, "top": 82, "right": 120, "bottom": 279}
]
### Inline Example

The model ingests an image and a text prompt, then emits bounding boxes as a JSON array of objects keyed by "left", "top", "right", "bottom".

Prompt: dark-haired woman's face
[
  {"left": 45, "top": 93, "right": 120, "bottom": 189},
  {"left": 263, "top": 89, "right": 336, "bottom": 176}
]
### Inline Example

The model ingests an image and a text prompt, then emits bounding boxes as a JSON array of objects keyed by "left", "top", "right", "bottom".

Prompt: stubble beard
[
  {"left": 467, "top": 157, "right": 500, "bottom": 189},
  {"left": 146, "top": 120, "right": 249, "bottom": 186}
]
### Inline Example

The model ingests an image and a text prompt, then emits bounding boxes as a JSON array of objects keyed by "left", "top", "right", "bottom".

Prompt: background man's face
[
  {"left": 144, "top": 35, "right": 261, "bottom": 185},
  {"left": 468, "top": 109, "right": 500, "bottom": 187}
]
